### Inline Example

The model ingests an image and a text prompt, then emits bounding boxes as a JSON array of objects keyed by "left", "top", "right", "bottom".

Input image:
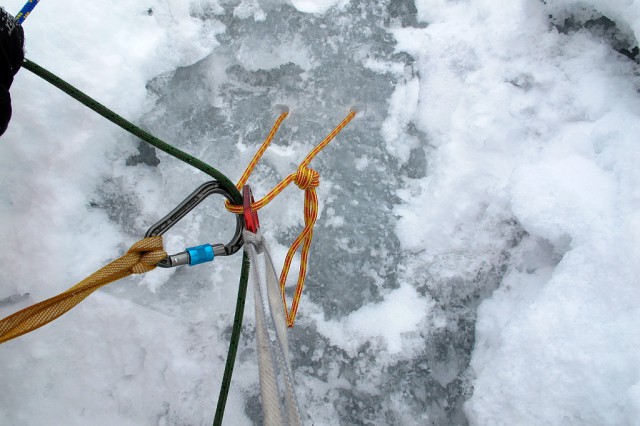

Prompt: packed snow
[{"left": 1, "top": 0, "right": 639, "bottom": 424}]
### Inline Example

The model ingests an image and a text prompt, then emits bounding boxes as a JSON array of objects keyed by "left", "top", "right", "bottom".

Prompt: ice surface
[
  {"left": 2, "top": 0, "right": 640, "bottom": 424},
  {"left": 289, "top": 0, "right": 348, "bottom": 15}
]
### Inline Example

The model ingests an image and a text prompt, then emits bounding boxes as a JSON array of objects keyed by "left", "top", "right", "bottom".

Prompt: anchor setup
[{"left": 1, "top": 2, "right": 356, "bottom": 425}]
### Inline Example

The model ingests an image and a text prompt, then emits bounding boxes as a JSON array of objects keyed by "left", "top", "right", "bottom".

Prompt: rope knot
[
  {"left": 294, "top": 167, "right": 319, "bottom": 190},
  {"left": 229, "top": 110, "right": 355, "bottom": 327},
  {"left": 127, "top": 236, "right": 168, "bottom": 274}
]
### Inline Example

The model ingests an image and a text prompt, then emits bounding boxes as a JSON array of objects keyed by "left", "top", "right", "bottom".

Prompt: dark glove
[{"left": 0, "top": 8, "right": 24, "bottom": 136}]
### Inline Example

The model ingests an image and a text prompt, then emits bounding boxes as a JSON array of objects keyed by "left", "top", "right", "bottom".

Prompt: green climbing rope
[
  {"left": 22, "top": 57, "right": 248, "bottom": 425},
  {"left": 22, "top": 59, "right": 240, "bottom": 202},
  {"left": 213, "top": 251, "right": 250, "bottom": 426}
]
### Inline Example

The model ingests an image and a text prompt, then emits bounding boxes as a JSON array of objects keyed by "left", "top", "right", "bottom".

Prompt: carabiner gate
[{"left": 145, "top": 181, "right": 244, "bottom": 268}]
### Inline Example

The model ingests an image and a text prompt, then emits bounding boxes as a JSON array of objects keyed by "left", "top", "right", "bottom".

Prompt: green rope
[
  {"left": 213, "top": 251, "right": 250, "bottom": 426},
  {"left": 22, "top": 59, "right": 240, "bottom": 204},
  {"left": 22, "top": 58, "right": 248, "bottom": 425}
]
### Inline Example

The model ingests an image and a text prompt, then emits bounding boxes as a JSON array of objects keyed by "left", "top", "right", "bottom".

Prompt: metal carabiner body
[{"left": 145, "top": 180, "right": 244, "bottom": 268}]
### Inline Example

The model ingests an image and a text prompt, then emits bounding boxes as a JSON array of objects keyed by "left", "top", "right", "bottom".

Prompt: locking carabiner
[{"left": 145, "top": 181, "right": 244, "bottom": 268}]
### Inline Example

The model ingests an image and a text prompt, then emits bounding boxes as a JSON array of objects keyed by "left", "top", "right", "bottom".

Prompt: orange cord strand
[{"left": 226, "top": 110, "right": 356, "bottom": 327}]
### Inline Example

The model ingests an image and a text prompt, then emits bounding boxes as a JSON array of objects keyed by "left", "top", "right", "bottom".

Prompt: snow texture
[{"left": 1, "top": 0, "right": 640, "bottom": 424}]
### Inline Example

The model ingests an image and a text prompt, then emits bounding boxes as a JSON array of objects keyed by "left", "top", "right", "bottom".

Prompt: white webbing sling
[{"left": 244, "top": 230, "right": 302, "bottom": 426}]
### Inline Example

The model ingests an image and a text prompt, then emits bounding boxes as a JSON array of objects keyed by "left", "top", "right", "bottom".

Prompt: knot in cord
[
  {"left": 128, "top": 236, "right": 168, "bottom": 274},
  {"left": 0, "top": 236, "right": 168, "bottom": 345},
  {"left": 294, "top": 167, "right": 319, "bottom": 190},
  {"left": 227, "top": 110, "right": 356, "bottom": 327}
]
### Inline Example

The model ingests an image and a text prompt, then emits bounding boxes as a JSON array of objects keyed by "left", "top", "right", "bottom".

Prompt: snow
[
  {"left": 289, "top": 0, "right": 347, "bottom": 14},
  {"left": 395, "top": 0, "right": 640, "bottom": 423},
  {"left": 2, "top": 0, "right": 640, "bottom": 424},
  {"left": 311, "top": 283, "right": 434, "bottom": 356}
]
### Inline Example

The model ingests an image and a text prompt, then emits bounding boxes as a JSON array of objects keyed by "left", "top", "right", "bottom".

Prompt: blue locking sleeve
[{"left": 186, "top": 244, "right": 214, "bottom": 266}]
